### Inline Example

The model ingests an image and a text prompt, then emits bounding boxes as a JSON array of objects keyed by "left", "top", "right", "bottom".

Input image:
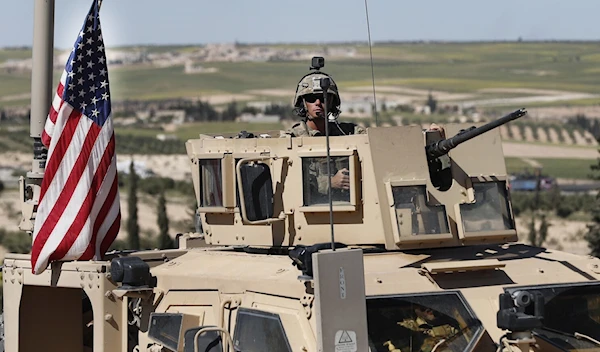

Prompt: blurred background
[{"left": 1, "top": 0, "right": 600, "bottom": 270}]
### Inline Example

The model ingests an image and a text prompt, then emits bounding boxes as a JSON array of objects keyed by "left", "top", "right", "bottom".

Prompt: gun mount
[
  {"left": 182, "top": 111, "right": 526, "bottom": 251},
  {"left": 426, "top": 108, "right": 527, "bottom": 191}
]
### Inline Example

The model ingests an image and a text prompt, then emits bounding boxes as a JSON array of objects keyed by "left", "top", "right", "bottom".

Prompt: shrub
[{"left": 2, "top": 230, "right": 32, "bottom": 253}]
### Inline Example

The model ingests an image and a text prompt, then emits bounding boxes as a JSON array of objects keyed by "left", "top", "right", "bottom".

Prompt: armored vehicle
[
  {"left": 6, "top": 101, "right": 600, "bottom": 351},
  {"left": 4, "top": 2, "right": 600, "bottom": 351}
]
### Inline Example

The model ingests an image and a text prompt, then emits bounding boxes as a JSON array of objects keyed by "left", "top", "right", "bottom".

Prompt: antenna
[
  {"left": 320, "top": 77, "right": 336, "bottom": 251},
  {"left": 364, "top": 0, "right": 378, "bottom": 126}
]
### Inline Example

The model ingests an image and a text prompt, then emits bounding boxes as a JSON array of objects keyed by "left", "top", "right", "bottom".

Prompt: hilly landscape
[{"left": 1, "top": 41, "right": 600, "bottom": 257}]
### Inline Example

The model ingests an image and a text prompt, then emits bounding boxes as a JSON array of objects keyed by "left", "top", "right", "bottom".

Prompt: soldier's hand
[
  {"left": 428, "top": 123, "right": 443, "bottom": 132},
  {"left": 398, "top": 319, "right": 419, "bottom": 331},
  {"left": 383, "top": 340, "right": 402, "bottom": 352},
  {"left": 331, "top": 168, "right": 350, "bottom": 190}
]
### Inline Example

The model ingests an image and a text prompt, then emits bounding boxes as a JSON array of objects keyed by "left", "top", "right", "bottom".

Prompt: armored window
[
  {"left": 392, "top": 185, "right": 449, "bottom": 236},
  {"left": 366, "top": 292, "right": 483, "bottom": 352},
  {"left": 199, "top": 159, "right": 223, "bottom": 207},
  {"left": 301, "top": 151, "right": 358, "bottom": 211},
  {"left": 460, "top": 182, "right": 514, "bottom": 233},
  {"left": 233, "top": 308, "right": 292, "bottom": 352}
]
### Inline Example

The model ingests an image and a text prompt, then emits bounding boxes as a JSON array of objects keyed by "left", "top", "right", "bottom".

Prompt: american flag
[{"left": 31, "top": 0, "right": 120, "bottom": 274}]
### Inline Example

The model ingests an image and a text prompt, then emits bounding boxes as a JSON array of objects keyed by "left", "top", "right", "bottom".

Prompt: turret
[{"left": 185, "top": 107, "right": 525, "bottom": 251}]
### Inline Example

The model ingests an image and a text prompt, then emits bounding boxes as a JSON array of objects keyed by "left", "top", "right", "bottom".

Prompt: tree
[
  {"left": 426, "top": 91, "right": 437, "bottom": 114},
  {"left": 157, "top": 191, "right": 173, "bottom": 249},
  {"left": 127, "top": 160, "right": 140, "bottom": 249},
  {"left": 528, "top": 214, "right": 537, "bottom": 246},
  {"left": 221, "top": 101, "right": 238, "bottom": 121},
  {"left": 538, "top": 214, "right": 550, "bottom": 246},
  {"left": 585, "top": 154, "right": 600, "bottom": 256},
  {"left": 585, "top": 200, "right": 600, "bottom": 257}
]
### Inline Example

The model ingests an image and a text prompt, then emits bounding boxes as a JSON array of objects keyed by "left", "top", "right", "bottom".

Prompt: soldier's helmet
[{"left": 292, "top": 72, "right": 342, "bottom": 118}]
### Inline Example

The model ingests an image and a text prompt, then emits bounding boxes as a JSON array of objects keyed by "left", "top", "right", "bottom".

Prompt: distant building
[
  {"left": 0, "top": 167, "right": 20, "bottom": 188},
  {"left": 156, "top": 134, "right": 178, "bottom": 141},
  {"left": 116, "top": 160, "right": 154, "bottom": 179},
  {"left": 237, "top": 113, "right": 280, "bottom": 123}
]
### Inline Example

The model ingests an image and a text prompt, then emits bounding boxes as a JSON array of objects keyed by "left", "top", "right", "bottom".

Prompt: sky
[{"left": 1, "top": 0, "right": 600, "bottom": 49}]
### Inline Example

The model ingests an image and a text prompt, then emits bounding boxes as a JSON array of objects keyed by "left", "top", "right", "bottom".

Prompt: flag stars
[
  {"left": 101, "top": 92, "right": 109, "bottom": 100},
  {"left": 77, "top": 66, "right": 84, "bottom": 73},
  {"left": 78, "top": 89, "right": 86, "bottom": 97},
  {"left": 86, "top": 49, "right": 93, "bottom": 57},
  {"left": 91, "top": 109, "right": 100, "bottom": 118},
  {"left": 100, "top": 80, "right": 108, "bottom": 88},
  {"left": 67, "top": 71, "right": 75, "bottom": 79},
  {"left": 97, "top": 45, "right": 104, "bottom": 52},
  {"left": 91, "top": 97, "right": 99, "bottom": 105},
  {"left": 79, "top": 30, "right": 85, "bottom": 38},
  {"left": 87, "top": 13, "right": 94, "bottom": 21},
  {"left": 99, "top": 68, "right": 107, "bottom": 76},
  {"left": 78, "top": 42, "right": 85, "bottom": 50},
  {"left": 77, "top": 53, "right": 84, "bottom": 61},
  {"left": 89, "top": 85, "right": 97, "bottom": 93},
  {"left": 87, "top": 61, "right": 95, "bottom": 69},
  {"left": 68, "top": 83, "right": 75, "bottom": 90},
  {"left": 77, "top": 77, "right": 84, "bottom": 85},
  {"left": 88, "top": 72, "right": 96, "bottom": 81},
  {"left": 98, "top": 56, "right": 105, "bottom": 65},
  {"left": 80, "top": 102, "right": 88, "bottom": 110},
  {"left": 86, "top": 37, "right": 94, "bottom": 45}
]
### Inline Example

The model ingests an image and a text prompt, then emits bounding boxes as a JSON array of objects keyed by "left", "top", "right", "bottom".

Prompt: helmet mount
[{"left": 293, "top": 56, "right": 341, "bottom": 119}]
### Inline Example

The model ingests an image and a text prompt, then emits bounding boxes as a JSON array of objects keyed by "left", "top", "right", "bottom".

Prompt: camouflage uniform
[
  {"left": 302, "top": 155, "right": 351, "bottom": 205},
  {"left": 286, "top": 120, "right": 365, "bottom": 137},
  {"left": 287, "top": 63, "right": 366, "bottom": 202},
  {"left": 397, "top": 316, "right": 459, "bottom": 352}
]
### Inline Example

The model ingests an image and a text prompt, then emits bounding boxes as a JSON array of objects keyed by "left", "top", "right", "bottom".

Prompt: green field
[
  {"left": 3, "top": 42, "right": 600, "bottom": 108},
  {"left": 506, "top": 157, "right": 598, "bottom": 179}
]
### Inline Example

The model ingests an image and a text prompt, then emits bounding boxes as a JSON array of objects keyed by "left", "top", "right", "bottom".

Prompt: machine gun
[
  {"left": 426, "top": 108, "right": 527, "bottom": 160},
  {"left": 426, "top": 108, "right": 527, "bottom": 190}
]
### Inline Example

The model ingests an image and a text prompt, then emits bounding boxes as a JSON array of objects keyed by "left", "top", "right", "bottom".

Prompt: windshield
[
  {"left": 507, "top": 283, "right": 600, "bottom": 351},
  {"left": 366, "top": 293, "right": 482, "bottom": 352}
]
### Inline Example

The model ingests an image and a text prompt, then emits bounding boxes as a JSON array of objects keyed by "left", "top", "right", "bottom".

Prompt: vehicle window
[
  {"left": 199, "top": 159, "right": 222, "bottom": 207},
  {"left": 302, "top": 156, "right": 351, "bottom": 206},
  {"left": 367, "top": 293, "right": 482, "bottom": 352},
  {"left": 392, "top": 186, "right": 449, "bottom": 235},
  {"left": 506, "top": 283, "right": 600, "bottom": 351},
  {"left": 233, "top": 308, "right": 292, "bottom": 352},
  {"left": 460, "top": 182, "right": 514, "bottom": 233}
]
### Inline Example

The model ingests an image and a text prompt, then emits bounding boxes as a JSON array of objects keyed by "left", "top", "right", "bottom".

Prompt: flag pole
[{"left": 20, "top": 0, "right": 55, "bottom": 233}]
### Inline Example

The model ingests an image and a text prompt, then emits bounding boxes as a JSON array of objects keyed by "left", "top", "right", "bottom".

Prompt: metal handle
[{"left": 193, "top": 326, "right": 235, "bottom": 352}]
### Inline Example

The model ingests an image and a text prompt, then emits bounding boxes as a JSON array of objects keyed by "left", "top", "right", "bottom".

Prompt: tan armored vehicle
[
  {"left": 6, "top": 94, "right": 600, "bottom": 352},
  {"left": 4, "top": 2, "right": 600, "bottom": 350}
]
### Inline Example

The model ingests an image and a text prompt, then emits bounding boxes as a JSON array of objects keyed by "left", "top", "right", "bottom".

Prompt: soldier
[
  {"left": 288, "top": 70, "right": 360, "bottom": 200},
  {"left": 395, "top": 305, "right": 459, "bottom": 352},
  {"left": 288, "top": 69, "right": 365, "bottom": 138},
  {"left": 287, "top": 62, "right": 440, "bottom": 204}
]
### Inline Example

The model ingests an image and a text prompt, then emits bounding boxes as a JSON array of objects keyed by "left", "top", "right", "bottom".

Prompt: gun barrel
[{"left": 426, "top": 108, "right": 527, "bottom": 160}]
